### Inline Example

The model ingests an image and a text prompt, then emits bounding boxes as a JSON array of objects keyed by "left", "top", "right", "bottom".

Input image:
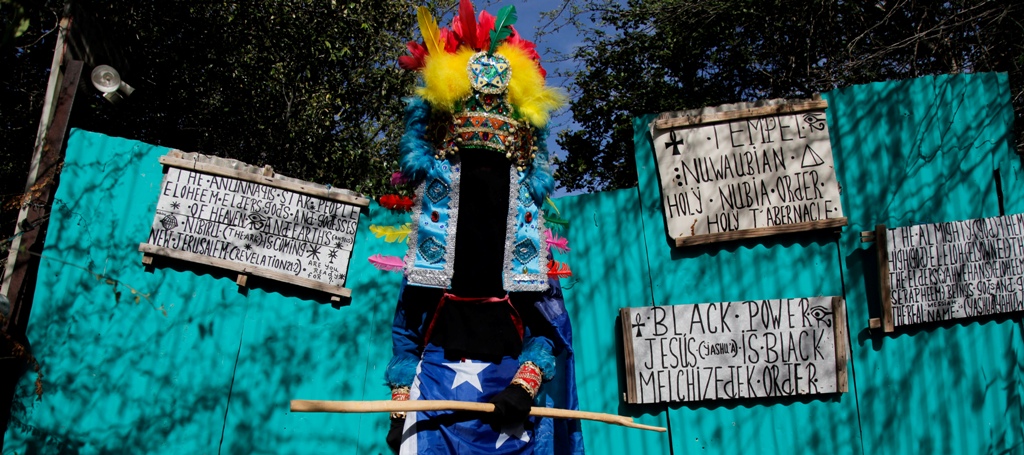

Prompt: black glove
[
  {"left": 386, "top": 416, "right": 404, "bottom": 453},
  {"left": 488, "top": 385, "right": 533, "bottom": 426}
]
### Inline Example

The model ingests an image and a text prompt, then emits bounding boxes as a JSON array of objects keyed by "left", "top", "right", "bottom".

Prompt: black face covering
[{"left": 449, "top": 152, "right": 512, "bottom": 298}]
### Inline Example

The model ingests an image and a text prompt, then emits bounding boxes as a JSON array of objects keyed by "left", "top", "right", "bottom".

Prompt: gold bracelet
[
  {"left": 511, "top": 378, "right": 538, "bottom": 398},
  {"left": 391, "top": 386, "right": 410, "bottom": 419},
  {"left": 512, "top": 362, "right": 543, "bottom": 398},
  {"left": 391, "top": 386, "right": 410, "bottom": 401}
]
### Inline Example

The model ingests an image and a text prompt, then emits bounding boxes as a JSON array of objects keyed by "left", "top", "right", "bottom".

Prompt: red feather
[
  {"left": 379, "top": 194, "right": 414, "bottom": 212},
  {"left": 476, "top": 10, "right": 495, "bottom": 51},
  {"left": 457, "top": 0, "right": 478, "bottom": 50},
  {"left": 547, "top": 259, "right": 572, "bottom": 278},
  {"left": 369, "top": 254, "right": 405, "bottom": 272},
  {"left": 399, "top": 41, "right": 427, "bottom": 70},
  {"left": 440, "top": 27, "right": 459, "bottom": 53}
]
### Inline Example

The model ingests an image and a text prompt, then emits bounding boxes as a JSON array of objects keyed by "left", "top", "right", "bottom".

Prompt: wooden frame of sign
[
  {"left": 139, "top": 150, "right": 369, "bottom": 301},
  {"left": 865, "top": 214, "right": 1024, "bottom": 332},
  {"left": 620, "top": 297, "right": 848, "bottom": 404},
  {"left": 862, "top": 225, "right": 895, "bottom": 332},
  {"left": 650, "top": 98, "right": 847, "bottom": 247}
]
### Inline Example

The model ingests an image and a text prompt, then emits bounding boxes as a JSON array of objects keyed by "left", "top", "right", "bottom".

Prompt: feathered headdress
[{"left": 397, "top": 0, "right": 565, "bottom": 204}]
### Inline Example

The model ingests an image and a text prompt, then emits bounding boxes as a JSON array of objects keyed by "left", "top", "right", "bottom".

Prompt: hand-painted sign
[
  {"left": 620, "top": 297, "right": 848, "bottom": 404},
  {"left": 650, "top": 99, "right": 846, "bottom": 247},
  {"left": 139, "top": 151, "right": 368, "bottom": 298},
  {"left": 870, "top": 214, "right": 1024, "bottom": 331}
]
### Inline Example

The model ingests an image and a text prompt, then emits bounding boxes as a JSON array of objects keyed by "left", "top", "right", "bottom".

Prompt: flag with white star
[{"left": 399, "top": 346, "right": 544, "bottom": 454}]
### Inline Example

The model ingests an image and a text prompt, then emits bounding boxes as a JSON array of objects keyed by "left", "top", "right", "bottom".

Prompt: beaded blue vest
[{"left": 403, "top": 160, "right": 548, "bottom": 292}]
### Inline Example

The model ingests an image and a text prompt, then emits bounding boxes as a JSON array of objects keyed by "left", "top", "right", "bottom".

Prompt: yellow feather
[
  {"left": 416, "top": 6, "right": 443, "bottom": 57},
  {"left": 545, "top": 196, "right": 560, "bottom": 215},
  {"left": 417, "top": 47, "right": 475, "bottom": 111},
  {"left": 500, "top": 44, "right": 568, "bottom": 127},
  {"left": 369, "top": 223, "right": 412, "bottom": 243}
]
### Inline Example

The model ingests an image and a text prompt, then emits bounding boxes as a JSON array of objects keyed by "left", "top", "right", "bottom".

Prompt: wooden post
[
  {"left": 1, "top": 15, "right": 73, "bottom": 330},
  {"left": 1, "top": 53, "right": 82, "bottom": 334}
]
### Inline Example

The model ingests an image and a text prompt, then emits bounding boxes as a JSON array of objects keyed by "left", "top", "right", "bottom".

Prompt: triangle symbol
[{"left": 801, "top": 145, "right": 825, "bottom": 168}]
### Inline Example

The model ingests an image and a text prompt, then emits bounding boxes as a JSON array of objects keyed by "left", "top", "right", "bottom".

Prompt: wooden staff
[{"left": 290, "top": 399, "right": 666, "bottom": 433}]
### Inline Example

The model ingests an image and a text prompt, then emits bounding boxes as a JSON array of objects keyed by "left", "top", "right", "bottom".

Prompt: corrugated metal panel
[
  {"left": 4, "top": 72, "right": 1022, "bottom": 454},
  {"left": 0, "top": 130, "right": 409, "bottom": 454},
  {"left": 829, "top": 73, "right": 1024, "bottom": 454},
  {"left": 556, "top": 188, "right": 670, "bottom": 454}
]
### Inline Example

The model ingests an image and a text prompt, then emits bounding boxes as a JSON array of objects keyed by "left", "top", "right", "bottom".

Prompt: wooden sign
[
  {"left": 867, "top": 214, "right": 1024, "bottom": 332},
  {"left": 620, "top": 297, "right": 848, "bottom": 404},
  {"left": 650, "top": 99, "right": 847, "bottom": 247},
  {"left": 139, "top": 151, "right": 369, "bottom": 298}
]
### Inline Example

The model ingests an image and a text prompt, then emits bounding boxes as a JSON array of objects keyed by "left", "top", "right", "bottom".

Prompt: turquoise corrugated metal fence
[{"left": 3, "top": 72, "right": 1021, "bottom": 454}]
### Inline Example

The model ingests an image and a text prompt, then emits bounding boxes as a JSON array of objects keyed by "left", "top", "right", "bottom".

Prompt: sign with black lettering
[
  {"left": 650, "top": 100, "right": 847, "bottom": 247},
  {"left": 620, "top": 297, "right": 848, "bottom": 404},
  {"left": 139, "top": 152, "right": 368, "bottom": 298},
  {"left": 875, "top": 214, "right": 1024, "bottom": 331}
]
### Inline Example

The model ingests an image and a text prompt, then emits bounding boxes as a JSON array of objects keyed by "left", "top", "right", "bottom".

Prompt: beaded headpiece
[{"left": 398, "top": 0, "right": 566, "bottom": 177}]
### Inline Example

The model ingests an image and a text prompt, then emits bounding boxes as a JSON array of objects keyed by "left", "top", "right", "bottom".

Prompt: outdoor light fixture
[{"left": 90, "top": 64, "right": 134, "bottom": 103}]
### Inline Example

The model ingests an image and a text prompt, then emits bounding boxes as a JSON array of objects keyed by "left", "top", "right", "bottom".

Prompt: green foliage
[
  {"left": 0, "top": 0, "right": 32, "bottom": 47},
  {"left": 1, "top": 0, "right": 434, "bottom": 214},
  {"left": 65, "top": 0, "right": 421, "bottom": 197},
  {"left": 1, "top": 1, "right": 480, "bottom": 290},
  {"left": 554, "top": 0, "right": 1024, "bottom": 192}
]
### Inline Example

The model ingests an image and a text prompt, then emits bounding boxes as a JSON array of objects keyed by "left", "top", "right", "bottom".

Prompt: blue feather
[
  {"left": 519, "top": 336, "right": 556, "bottom": 381},
  {"left": 385, "top": 354, "right": 419, "bottom": 388},
  {"left": 525, "top": 126, "right": 555, "bottom": 205},
  {"left": 399, "top": 96, "right": 438, "bottom": 182}
]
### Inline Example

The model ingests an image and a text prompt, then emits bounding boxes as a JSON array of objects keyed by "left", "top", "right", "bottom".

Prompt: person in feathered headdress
[{"left": 383, "top": 1, "right": 584, "bottom": 454}]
